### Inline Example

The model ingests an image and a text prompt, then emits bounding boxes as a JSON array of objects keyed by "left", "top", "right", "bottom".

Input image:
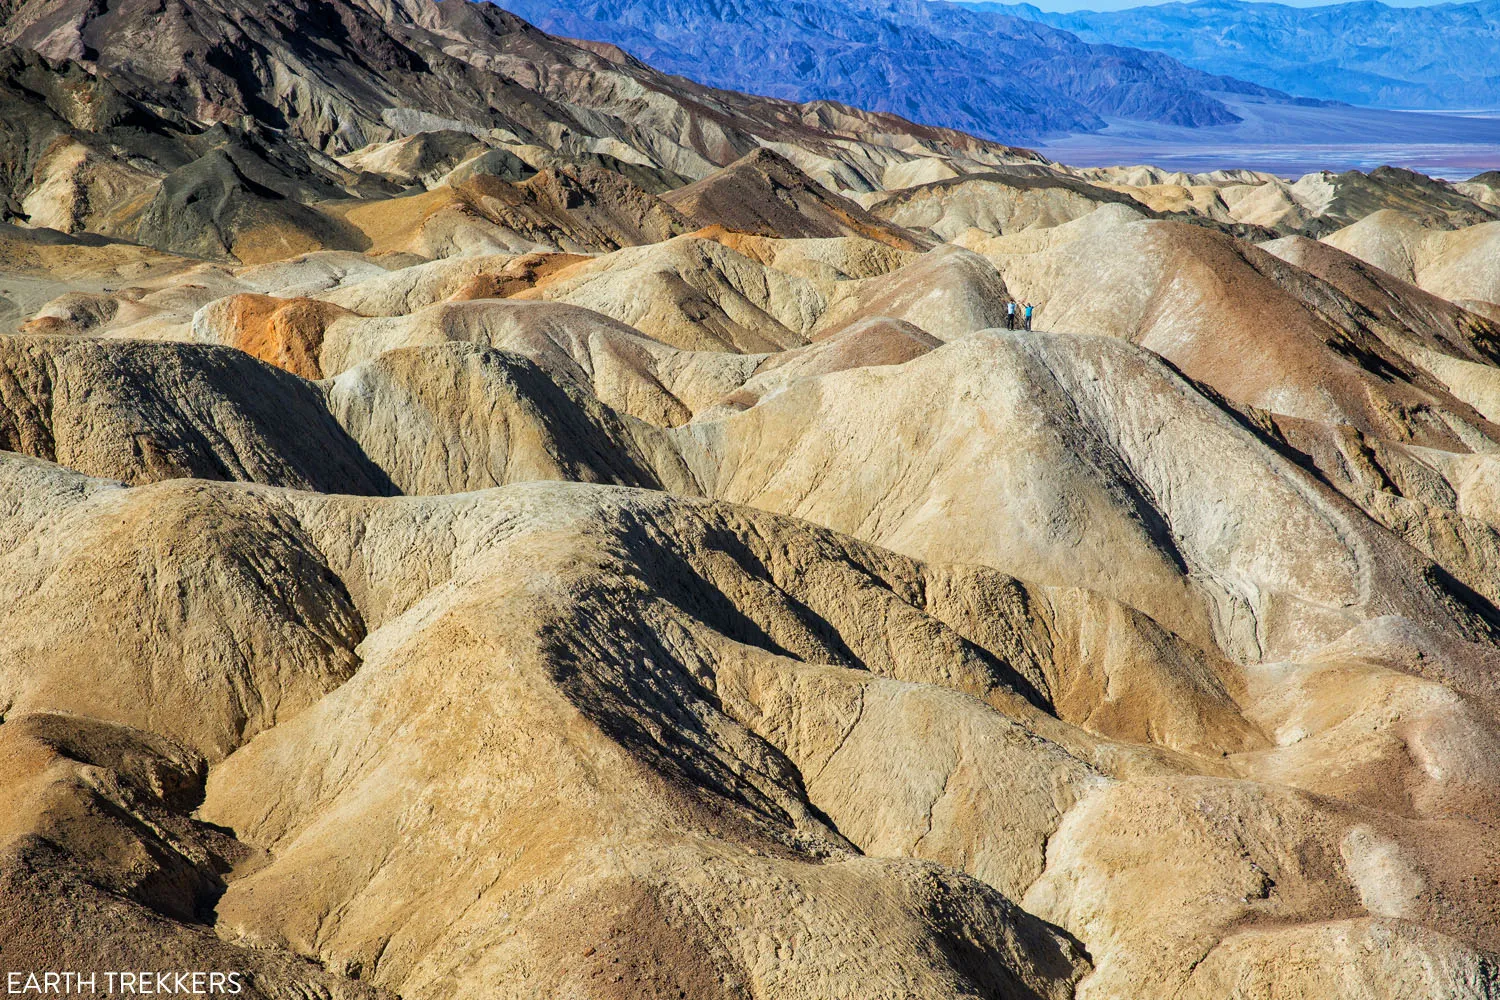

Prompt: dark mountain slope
[
  {"left": 664, "top": 148, "right": 932, "bottom": 247},
  {"left": 493, "top": 0, "right": 1297, "bottom": 143},
  {"left": 0, "top": 0, "right": 1041, "bottom": 260},
  {"left": 0, "top": 0, "right": 1039, "bottom": 167}
]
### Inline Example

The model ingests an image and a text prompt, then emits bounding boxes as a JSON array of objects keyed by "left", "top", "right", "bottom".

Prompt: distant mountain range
[
  {"left": 491, "top": 0, "right": 1307, "bottom": 143},
  {"left": 0, "top": 0, "right": 1045, "bottom": 261},
  {"left": 998, "top": 0, "right": 1500, "bottom": 110}
]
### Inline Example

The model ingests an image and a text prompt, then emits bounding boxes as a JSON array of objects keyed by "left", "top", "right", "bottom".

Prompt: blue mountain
[
  {"left": 490, "top": 0, "right": 1304, "bottom": 143},
  {"left": 998, "top": 0, "right": 1500, "bottom": 110}
]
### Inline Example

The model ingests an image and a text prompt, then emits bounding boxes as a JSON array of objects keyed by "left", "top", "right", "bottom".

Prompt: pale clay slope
[
  {"left": 1324, "top": 211, "right": 1500, "bottom": 310},
  {"left": 2, "top": 457, "right": 1102, "bottom": 999},
  {"left": 675, "top": 332, "right": 1495, "bottom": 667},
  {"left": 5, "top": 0, "right": 1500, "bottom": 990},
  {"left": 977, "top": 215, "right": 1500, "bottom": 453},
  {"left": 0, "top": 705, "right": 398, "bottom": 999},
  {"left": 322, "top": 342, "right": 700, "bottom": 496},
  {"left": 862, "top": 175, "right": 1127, "bottom": 242},
  {"left": 4, "top": 421, "right": 1499, "bottom": 998},
  {"left": 0, "top": 336, "right": 394, "bottom": 493},
  {"left": 9, "top": 168, "right": 1500, "bottom": 999}
]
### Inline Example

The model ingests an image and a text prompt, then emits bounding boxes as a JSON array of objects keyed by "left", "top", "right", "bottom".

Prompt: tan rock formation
[
  {"left": 8, "top": 3, "right": 1500, "bottom": 994},
  {"left": 322, "top": 342, "right": 697, "bottom": 495},
  {"left": 868, "top": 172, "right": 1146, "bottom": 241},
  {"left": 664, "top": 148, "right": 928, "bottom": 249},
  {"left": 986, "top": 216, "right": 1500, "bottom": 449},
  {"left": 1325, "top": 211, "right": 1500, "bottom": 311},
  {"left": 0, "top": 712, "right": 391, "bottom": 1000},
  {"left": 0, "top": 336, "right": 391, "bottom": 491}
]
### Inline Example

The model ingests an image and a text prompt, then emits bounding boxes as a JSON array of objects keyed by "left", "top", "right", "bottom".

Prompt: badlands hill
[{"left": 6, "top": 1, "right": 1500, "bottom": 999}]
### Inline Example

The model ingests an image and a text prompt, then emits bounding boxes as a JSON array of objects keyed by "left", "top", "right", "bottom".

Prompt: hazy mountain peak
[
  {"left": 1016, "top": 0, "right": 1500, "bottom": 109},
  {"left": 490, "top": 0, "right": 1299, "bottom": 142}
]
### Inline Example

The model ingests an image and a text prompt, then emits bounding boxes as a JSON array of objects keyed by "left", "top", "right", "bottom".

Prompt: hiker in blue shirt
[
  {"left": 1006, "top": 300, "right": 1017, "bottom": 330},
  {"left": 1023, "top": 302, "right": 1034, "bottom": 331}
]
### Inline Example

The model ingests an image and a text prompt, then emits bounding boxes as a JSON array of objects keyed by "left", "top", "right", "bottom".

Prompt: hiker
[
  {"left": 1005, "top": 299, "right": 1017, "bottom": 330},
  {"left": 1023, "top": 302, "right": 1034, "bottom": 331}
]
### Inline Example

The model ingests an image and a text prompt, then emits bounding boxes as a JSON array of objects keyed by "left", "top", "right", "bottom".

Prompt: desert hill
[{"left": 5, "top": 0, "right": 1500, "bottom": 998}]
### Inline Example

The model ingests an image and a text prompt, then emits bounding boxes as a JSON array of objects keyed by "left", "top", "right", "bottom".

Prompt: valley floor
[{"left": 1041, "top": 96, "right": 1500, "bottom": 178}]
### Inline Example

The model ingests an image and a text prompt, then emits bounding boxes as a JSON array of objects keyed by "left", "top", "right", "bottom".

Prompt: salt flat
[{"left": 1042, "top": 96, "right": 1500, "bottom": 178}]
